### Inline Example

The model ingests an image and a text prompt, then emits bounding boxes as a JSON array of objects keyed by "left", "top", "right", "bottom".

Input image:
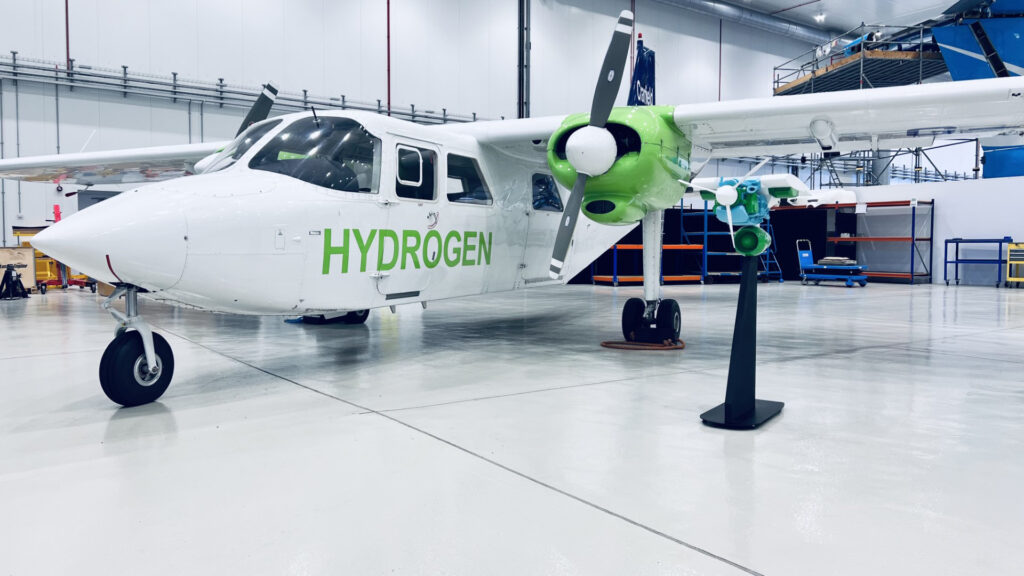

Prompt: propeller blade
[
  {"left": 589, "top": 10, "right": 633, "bottom": 128},
  {"left": 549, "top": 174, "right": 589, "bottom": 279},
  {"left": 236, "top": 83, "right": 279, "bottom": 136},
  {"left": 725, "top": 203, "right": 737, "bottom": 251},
  {"left": 678, "top": 178, "right": 718, "bottom": 195},
  {"left": 741, "top": 156, "right": 771, "bottom": 182}
]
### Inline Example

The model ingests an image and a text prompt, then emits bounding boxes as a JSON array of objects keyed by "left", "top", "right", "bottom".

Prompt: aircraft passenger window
[
  {"left": 446, "top": 154, "right": 492, "bottom": 206},
  {"left": 395, "top": 145, "right": 437, "bottom": 201},
  {"left": 248, "top": 117, "right": 382, "bottom": 193},
  {"left": 204, "top": 119, "right": 282, "bottom": 173},
  {"left": 532, "top": 173, "right": 563, "bottom": 212}
]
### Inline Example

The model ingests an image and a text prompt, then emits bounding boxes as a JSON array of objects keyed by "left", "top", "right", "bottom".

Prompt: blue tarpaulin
[{"left": 627, "top": 38, "right": 655, "bottom": 106}]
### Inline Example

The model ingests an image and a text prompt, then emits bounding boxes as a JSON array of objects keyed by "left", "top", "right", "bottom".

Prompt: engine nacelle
[{"left": 547, "top": 106, "right": 691, "bottom": 226}]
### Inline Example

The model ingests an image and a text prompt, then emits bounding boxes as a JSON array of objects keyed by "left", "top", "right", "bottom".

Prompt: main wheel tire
[
  {"left": 99, "top": 331, "right": 174, "bottom": 407},
  {"left": 621, "top": 298, "right": 646, "bottom": 341},
  {"left": 655, "top": 299, "right": 681, "bottom": 342},
  {"left": 342, "top": 309, "right": 370, "bottom": 324}
]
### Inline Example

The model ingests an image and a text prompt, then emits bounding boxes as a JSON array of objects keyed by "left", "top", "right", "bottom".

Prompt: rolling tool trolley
[{"left": 796, "top": 239, "right": 868, "bottom": 287}]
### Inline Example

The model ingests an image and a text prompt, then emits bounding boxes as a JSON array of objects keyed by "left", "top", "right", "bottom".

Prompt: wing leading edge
[
  {"left": 0, "top": 141, "right": 227, "bottom": 186},
  {"left": 674, "top": 76, "right": 1024, "bottom": 158}
]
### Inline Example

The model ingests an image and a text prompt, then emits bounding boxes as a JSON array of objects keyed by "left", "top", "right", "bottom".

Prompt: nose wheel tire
[
  {"left": 99, "top": 331, "right": 175, "bottom": 407},
  {"left": 343, "top": 309, "right": 370, "bottom": 324},
  {"left": 621, "top": 298, "right": 646, "bottom": 341},
  {"left": 655, "top": 299, "right": 681, "bottom": 342}
]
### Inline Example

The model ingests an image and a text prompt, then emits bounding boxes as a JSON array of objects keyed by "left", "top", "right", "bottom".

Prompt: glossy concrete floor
[{"left": 2, "top": 282, "right": 1023, "bottom": 575}]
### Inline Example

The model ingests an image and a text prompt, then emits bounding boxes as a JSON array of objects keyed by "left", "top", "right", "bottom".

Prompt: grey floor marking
[{"left": 160, "top": 326, "right": 764, "bottom": 576}]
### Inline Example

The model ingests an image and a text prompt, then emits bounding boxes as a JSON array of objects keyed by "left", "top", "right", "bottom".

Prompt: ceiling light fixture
[{"left": 814, "top": 11, "right": 826, "bottom": 23}]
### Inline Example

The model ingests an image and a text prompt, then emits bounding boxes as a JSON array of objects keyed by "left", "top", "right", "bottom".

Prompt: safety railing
[
  {"left": 0, "top": 52, "right": 482, "bottom": 125},
  {"left": 774, "top": 24, "right": 938, "bottom": 94}
]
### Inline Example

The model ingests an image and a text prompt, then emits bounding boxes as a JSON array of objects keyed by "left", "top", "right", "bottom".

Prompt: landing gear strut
[
  {"left": 621, "top": 210, "right": 681, "bottom": 344},
  {"left": 99, "top": 285, "right": 174, "bottom": 407}
]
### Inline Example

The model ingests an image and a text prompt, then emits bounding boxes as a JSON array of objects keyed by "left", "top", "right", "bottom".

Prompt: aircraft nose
[{"left": 31, "top": 189, "right": 187, "bottom": 290}]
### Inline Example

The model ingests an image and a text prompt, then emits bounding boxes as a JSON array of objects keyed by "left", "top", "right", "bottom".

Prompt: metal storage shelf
[
  {"left": 943, "top": 237, "right": 1014, "bottom": 287},
  {"left": 773, "top": 200, "right": 934, "bottom": 284},
  {"left": 592, "top": 244, "right": 704, "bottom": 286}
]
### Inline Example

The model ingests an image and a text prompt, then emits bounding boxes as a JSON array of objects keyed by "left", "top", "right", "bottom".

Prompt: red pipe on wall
[
  {"left": 386, "top": 0, "right": 392, "bottom": 116},
  {"left": 65, "top": 0, "right": 71, "bottom": 70}
]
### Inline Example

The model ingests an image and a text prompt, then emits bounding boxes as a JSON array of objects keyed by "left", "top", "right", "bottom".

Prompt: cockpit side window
[
  {"left": 248, "top": 117, "right": 382, "bottom": 193},
  {"left": 204, "top": 119, "right": 282, "bottom": 173},
  {"left": 447, "top": 154, "right": 492, "bottom": 206},
  {"left": 532, "top": 173, "right": 563, "bottom": 212}
]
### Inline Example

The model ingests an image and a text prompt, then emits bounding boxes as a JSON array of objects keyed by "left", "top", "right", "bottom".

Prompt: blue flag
[{"left": 627, "top": 37, "right": 655, "bottom": 106}]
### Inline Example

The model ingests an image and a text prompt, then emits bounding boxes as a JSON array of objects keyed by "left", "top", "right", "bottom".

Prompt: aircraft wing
[
  {"left": 674, "top": 77, "right": 1024, "bottom": 158},
  {"left": 433, "top": 116, "right": 566, "bottom": 162},
  {"left": 0, "top": 141, "right": 228, "bottom": 186}
]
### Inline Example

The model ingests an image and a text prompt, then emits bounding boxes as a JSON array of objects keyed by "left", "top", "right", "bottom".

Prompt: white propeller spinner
[{"left": 565, "top": 125, "right": 617, "bottom": 177}]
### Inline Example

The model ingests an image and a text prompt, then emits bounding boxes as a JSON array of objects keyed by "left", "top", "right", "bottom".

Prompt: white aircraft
[{"left": 2, "top": 9, "right": 1023, "bottom": 407}]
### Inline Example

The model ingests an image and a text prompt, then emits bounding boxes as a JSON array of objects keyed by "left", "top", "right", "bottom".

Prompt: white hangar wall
[{"left": 0, "top": 0, "right": 813, "bottom": 246}]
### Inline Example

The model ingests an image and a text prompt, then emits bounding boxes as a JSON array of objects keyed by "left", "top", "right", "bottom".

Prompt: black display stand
[{"left": 700, "top": 255, "right": 783, "bottom": 429}]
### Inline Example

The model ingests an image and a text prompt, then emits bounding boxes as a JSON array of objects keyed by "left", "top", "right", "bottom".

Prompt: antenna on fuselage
[{"left": 310, "top": 105, "right": 321, "bottom": 127}]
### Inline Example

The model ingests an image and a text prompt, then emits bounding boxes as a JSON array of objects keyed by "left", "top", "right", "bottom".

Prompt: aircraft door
[
  {"left": 522, "top": 173, "right": 566, "bottom": 284},
  {"left": 376, "top": 142, "right": 441, "bottom": 303}
]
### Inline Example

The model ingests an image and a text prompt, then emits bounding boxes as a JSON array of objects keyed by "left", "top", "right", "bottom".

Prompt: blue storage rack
[
  {"left": 680, "top": 200, "right": 783, "bottom": 283},
  {"left": 943, "top": 237, "right": 1014, "bottom": 287}
]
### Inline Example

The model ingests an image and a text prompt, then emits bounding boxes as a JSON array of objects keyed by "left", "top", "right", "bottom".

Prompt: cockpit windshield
[
  {"left": 248, "top": 117, "right": 381, "bottom": 193},
  {"left": 203, "top": 119, "right": 282, "bottom": 173}
]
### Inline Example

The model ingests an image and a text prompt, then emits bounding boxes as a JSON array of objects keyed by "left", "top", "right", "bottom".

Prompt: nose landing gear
[
  {"left": 619, "top": 210, "right": 682, "bottom": 345},
  {"left": 99, "top": 285, "right": 174, "bottom": 407},
  {"left": 621, "top": 297, "right": 681, "bottom": 343}
]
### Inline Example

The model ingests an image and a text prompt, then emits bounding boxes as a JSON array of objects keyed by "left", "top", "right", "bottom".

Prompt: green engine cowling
[
  {"left": 733, "top": 226, "right": 772, "bottom": 257},
  {"left": 547, "top": 106, "right": 691, "bottom": 226}
]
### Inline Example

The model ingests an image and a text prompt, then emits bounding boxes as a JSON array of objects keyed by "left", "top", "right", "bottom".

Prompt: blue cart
[{"left": 797, "top": 239, "right": 868, "bottom": 287}]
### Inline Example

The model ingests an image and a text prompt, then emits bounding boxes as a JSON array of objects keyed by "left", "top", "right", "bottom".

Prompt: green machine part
[
  {"left": 733, "top": 226, "right": 772, "bottom": 257},
  {"left": 546, "top": 106, "right": 691, "bottom": 226}
]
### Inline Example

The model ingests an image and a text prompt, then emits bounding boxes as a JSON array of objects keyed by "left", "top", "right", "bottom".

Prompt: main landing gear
[
  {"left": 620, "top": 210, "right": 682, "bottom": 345},
  {"left": 302, "top": 310, "right": 370, "bottom": 324},
  {"left": 99, "top": 285, "right": 174, "bottom": 407}
]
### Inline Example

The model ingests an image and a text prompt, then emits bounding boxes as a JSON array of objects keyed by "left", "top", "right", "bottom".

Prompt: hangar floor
[{"left": 2, "top": 282, "right": 1022, "bottom": 575}]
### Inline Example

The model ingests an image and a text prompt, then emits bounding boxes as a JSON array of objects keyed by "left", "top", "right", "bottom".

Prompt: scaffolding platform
[{"left": 775, "top": 50, "right": 947, "bottom": 96}]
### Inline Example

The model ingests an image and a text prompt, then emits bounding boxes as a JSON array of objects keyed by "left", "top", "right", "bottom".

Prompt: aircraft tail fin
[{"left": 627, "top": 35, "right": 655, "bottom": 106}]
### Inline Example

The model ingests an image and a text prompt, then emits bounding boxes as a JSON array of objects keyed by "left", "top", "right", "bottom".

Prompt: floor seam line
[
  {"left": 159, "top": 326, "right": 763, "bottom": 576},
  {"left": 375, "top": 367, "right": 714, "bottom": 414}
]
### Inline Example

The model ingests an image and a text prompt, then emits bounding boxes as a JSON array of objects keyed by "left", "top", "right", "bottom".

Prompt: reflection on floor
[{"left": 2, "top": 283, "right": 1023, "bottom": 575}]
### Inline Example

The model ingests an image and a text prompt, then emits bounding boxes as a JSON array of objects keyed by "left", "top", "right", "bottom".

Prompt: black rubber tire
[
  {"left": 99, "top": 331, "right": 174, "bottom": 407},
  {"left": 38, "top": 284, "right": 47, "bottom": 294},
  {"left": 621, "top": 298, "right": 646, "bottom": 341},
  {"left": 342, "top": 309, "right": 370, "bottom": 324},
  {"left": 655, "top": 299, "right": 681, "bottom": 342},
  {"left": 303, "top": 310, "right": 370, "bottom": 325}
]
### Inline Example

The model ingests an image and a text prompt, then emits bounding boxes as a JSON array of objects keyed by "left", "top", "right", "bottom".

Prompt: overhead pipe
[
  {"left": 650, "top": 0, "right": 836, "bottom": 46},
  {"left": 1, "top": 78, "right": 5, "bottom": 246}
]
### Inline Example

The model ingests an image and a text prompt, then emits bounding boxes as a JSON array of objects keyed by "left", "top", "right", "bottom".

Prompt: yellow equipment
[
  {"left": 1009, "top": 243, "right": 1024, "bottom": 286},
  {"left": 12, "top": 226, "right": 96, "bottom": 292}
]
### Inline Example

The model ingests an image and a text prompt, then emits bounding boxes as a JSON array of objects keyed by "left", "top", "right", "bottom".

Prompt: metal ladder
[{"left": 759, "top": 218, "right": 784, "bottom": 282}]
